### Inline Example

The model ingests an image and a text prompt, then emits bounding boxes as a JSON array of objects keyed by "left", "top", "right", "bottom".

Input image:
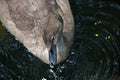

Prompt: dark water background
[{"left": 0, "top": 0, "right": 120, "bottom": 80}]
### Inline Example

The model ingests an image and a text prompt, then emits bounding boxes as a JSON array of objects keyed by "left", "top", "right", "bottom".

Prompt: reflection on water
[{"left": 0, "top": 0, "right": 120, "bottom": 80}]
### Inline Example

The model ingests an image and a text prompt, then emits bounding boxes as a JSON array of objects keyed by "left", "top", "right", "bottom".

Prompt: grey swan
[{"left": 0, "top": 0, "right": 74, "bottom": 65}]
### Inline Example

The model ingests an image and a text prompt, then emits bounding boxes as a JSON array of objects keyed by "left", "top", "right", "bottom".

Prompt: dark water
[{"left": 0, "top": 0, "right": 120, "bottom": 80}]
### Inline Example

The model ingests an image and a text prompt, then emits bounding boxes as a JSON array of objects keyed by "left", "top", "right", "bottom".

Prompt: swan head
[{"left": 42, "top": 14, "right": 71, "bottom": 65}]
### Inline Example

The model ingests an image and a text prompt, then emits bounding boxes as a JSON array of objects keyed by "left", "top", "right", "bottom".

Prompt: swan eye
[
  {"left": 51, "top": 36, "right": 55, "bottom": 45},
  {"left": 51, "top": 36, "right": 55, "bottom": 42}
]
